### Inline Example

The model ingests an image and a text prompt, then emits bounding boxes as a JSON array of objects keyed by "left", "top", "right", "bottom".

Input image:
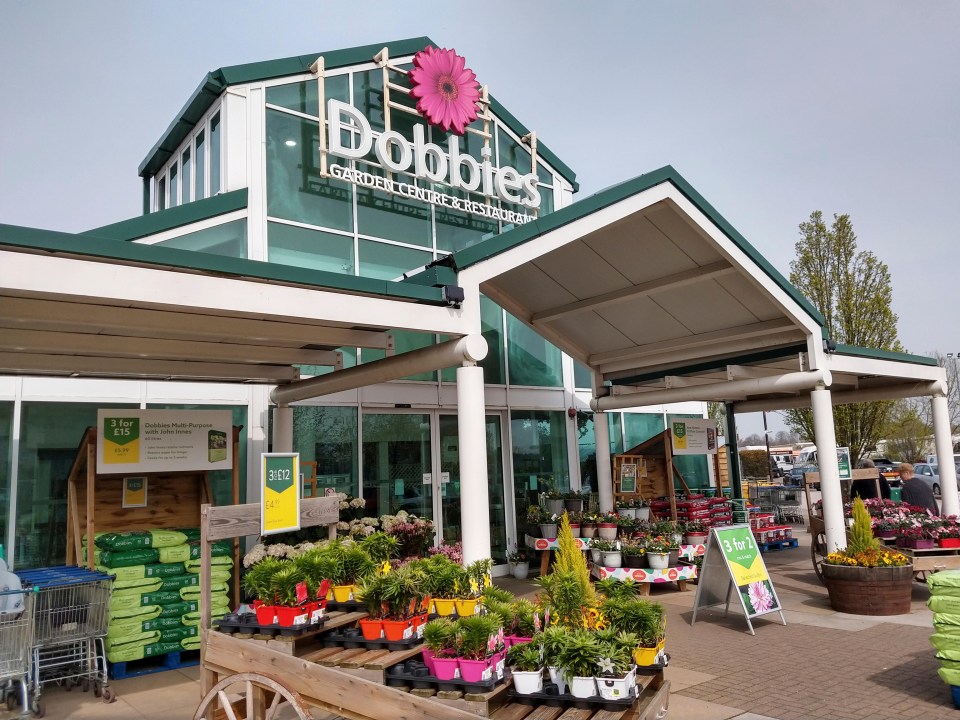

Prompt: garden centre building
[{"left": 0, "top": 37, "right": 954, "bottom": 570}]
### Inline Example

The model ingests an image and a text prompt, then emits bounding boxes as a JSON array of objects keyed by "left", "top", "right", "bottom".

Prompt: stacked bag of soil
[
  {"left": 84, "top": 529, "right": 233, "bottom": 663},
  {"left": 927, "top": 570, "right": 960, "bottom": 704}
]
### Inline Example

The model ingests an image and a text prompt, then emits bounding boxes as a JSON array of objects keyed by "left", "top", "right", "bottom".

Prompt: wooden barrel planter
[{"left": 821, "top": 564, "right": 914, "bottom": 615}]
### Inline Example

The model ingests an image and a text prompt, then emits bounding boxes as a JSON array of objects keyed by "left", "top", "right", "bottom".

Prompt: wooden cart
[{"left": 196, "top": 497, "right": 670, "bottom": 720}]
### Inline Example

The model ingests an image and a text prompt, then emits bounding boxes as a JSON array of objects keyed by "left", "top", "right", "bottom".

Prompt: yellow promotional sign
[
  {"left": 672, "top": 421, "right": 688, "bottom": 450},
  {"left": 122, "top": 477, "right": 148, "bottom": 508},
  {"left": 261, "top": 453, "right": 301, "bottom": 535},
  {"left": 103, "top": 416, "right": 140, "bottom": 465}
]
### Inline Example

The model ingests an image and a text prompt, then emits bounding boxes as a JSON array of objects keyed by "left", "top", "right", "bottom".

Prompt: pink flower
[
  {"left": 747, "top": 581, "right": 775, "bottom": 613},
  {"left": 408, "top": 46, "right": 480, "bottom": 135}
]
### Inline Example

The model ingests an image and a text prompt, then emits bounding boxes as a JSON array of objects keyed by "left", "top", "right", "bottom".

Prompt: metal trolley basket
[
  {"left": 16, "top": 567, "right": 114, "bottom": 713},
  {"left": 0, "top": 589, "right": 36, "bottom": 718}
]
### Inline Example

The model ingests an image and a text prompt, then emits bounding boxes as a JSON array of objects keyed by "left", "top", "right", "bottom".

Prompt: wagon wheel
[
  {"left": 811, "top": 530, "right": 827, "bottom": 583},
  {"left": 193, "top": 672, "right": 309, "bottom": 720}
]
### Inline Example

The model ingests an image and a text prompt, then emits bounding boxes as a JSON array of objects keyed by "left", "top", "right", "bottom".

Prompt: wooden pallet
[
  {"left": 218, "top": 610, "right": 367, "bottom": 656},
  {"left": 490, "top": 677, "right": 670, "bottom": 720},
  {"left": 756, "top": 538, "right": 799, "bottom": 552}
]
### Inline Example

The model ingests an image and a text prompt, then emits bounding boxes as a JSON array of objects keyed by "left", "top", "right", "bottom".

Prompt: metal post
[
  {"left": 763, "top": 411, "right": 773, "bottom": 483},
  {"left": 457, "top": 363, "right": 491, "bottom": 565},
  {"left": 932, "top": 393, "right": 959, "bottom": 516},
  {"left": 811, "top": 384, "right": 846, "bottom": 552},
  {"left": 272, "top": 406, "right": 293, "bottom": 453},
  {"left": 725, "top": 403, "right": 743, "bottom": 499},
  {"left": 594, "top": 411, "right": 613, "bottom": 512}
]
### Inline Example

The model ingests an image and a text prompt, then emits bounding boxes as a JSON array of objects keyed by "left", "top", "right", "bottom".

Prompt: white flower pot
[
  {"left": 547, "top": 666, "right": 568, "bottom": 694},
  {"left": 617, "top": 506, "right": 636, "bottom": 519},
  {"left": 601, "top": 550, "right": 622, "bottom": 568},
  {"left": 511, "top": 668, "right": 543, "bottom": 695},
  {"left": 636, "top": 507, "right": 651, "bottom": 521},
  {"left": 590, "top": 548, "right": 603, "bottom": 565},
  {"left": 597, "top": 674, "right": 632, "bottom": 700},
  {"left": 597, "top": 525, "right": 618, "bottom": 541},
  {"left": 540, "top": 523, "right": 558, "bottom": 538},
  {"left": 570, "top": 675, "right": 597, "bottom": 698},
  {"left": 511, "top": 561, "right": 529, "bottom": 580},
  {"left": 647, "top": 552, "right": 670, "bottom": 569},
  {"left": 546, "top": 499, "right": 565, "bottom": 516}
]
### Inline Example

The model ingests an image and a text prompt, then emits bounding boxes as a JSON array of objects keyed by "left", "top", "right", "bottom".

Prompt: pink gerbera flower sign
[{"left": 408, "top": 46, "right": 480, "bottom": 135}]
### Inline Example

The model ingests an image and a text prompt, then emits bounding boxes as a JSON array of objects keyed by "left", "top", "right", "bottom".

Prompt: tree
[
  {"left": 784, "top": 211, "right": 902, "bottom": 463},
  {"left": 884, "top": 400, "right": 930, "bottom": 463},
  {"left": 739, "top": 450, "right": 770, "bottom": 479}
]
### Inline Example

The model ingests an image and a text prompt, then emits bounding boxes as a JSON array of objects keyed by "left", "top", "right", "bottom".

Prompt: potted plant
[
  {"left": 595, "top": 636, "right": 636, "bottom": 700},
  {"left": 822, "top": 497, "right": 913, "bottom": 615},
  {"left": 644, "top": 536, "right": 671, "bottom": 569},
  {"left": 456, "top": 614, "right": 499, "bottom": 682},
  {"left": 633, "top": 498, "right": 651, "bottom": 522},
  {"left": 603, "top": 597, "right": 665, "bottom": 666},
  {"left": 556, "top": 630, "right": 602, "bottom": 698},
  {"left": 597, "top": 512, "right": 619, "bottom": 541},
  {"left": 683, "top": 520, "right": 708, "bottom": 545},
  {"left": 456, "top": 558, "right": 492, "bottom": 616},
  {"left": 896, "top": 525, "right": 936, "bottom": 550},
  {"left": 537, "top": 624, "right": 570, "bottom": 693},
  {"left": 380, "top": 564, "right": 424, "bottom": 641},
  {"left": 580, "top": 513, "right": 598, "bottom": 539},
  {"left": 422, "top": 617, "right": 457, "bottom": 678},
  {"left": 358, "top": 531, "right": 400, "bottom": 564},
  {"left": 507, "top": 640, "right": 543, "bottom": 694},
  {"left": 507, "top": 546, "right": 530, "bottom": 580},
  {"left": 566, "top": 511, "right": 582, "bottom": 538},
  {"left": 356, "top": 573, "right": 387, "bottom": 640},
  {"left": 270, "top": 564, "right": 308, "bottom": 627},
  {"left": 508, "top": 599, "right": 538, "bottom": 645},
  {"left": 621, "top": 540, "right": 647, "bottom": 569},
  {"left": 590, "top": 538, "right": 615, "bottom": 566},
  {"left": 937, "top": 521, "right": 960, "bottom": 548},
  {"left": 423, "top": 556, "right": 466, "bottom": 616},
  {"left": 563, "top": 490, "right": 585, "bottom": 512},
  {"left": 335, "top": 545, "right": 376, "bottom": 602},
  {"left": 616, "top": 501, "right": 636, "bottom": 519},
  {"left": 872, "top": 517, "right": 898, "bottom": 541},
  {"left": 544, "top": 490, "right": 565, "bottom": 517},
  {"left": 243, "top": 557, "right": 282, "bottom": 625}
]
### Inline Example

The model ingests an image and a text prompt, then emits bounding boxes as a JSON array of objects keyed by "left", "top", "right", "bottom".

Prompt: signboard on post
[
  {"left": 670, "top": 418, "right": 719, "bottom": 456},
  {"left": 97, "top": 409, "right": 233, "bottom": 475},
  {"left": 620, "top": 463, "right": 638, "bottom": 493},
  {"left": 836, "top": 447, "right": 852, "bottom": 481},
  {"left": 261, "top": 453, "right": 301, "bottom": 536},
  {"left": 691, "top": 525, "right": 786, "bottom": 634}
]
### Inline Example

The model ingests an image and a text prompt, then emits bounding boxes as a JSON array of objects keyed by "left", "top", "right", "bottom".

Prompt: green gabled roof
[
  {"left": 0, "top": 222, "right": 446, "bottom": 305},
  {"left": 448, "top": 165, "right": 827, "bottom": 328},
  {"left": 88, "top": 189, "right": 248, "bottom": 241},
  {"left": 833, "top": 344, "right": 939, "bottom": 366},
  {"left": 139, "top": 36, "right": 577, "bottom": 190}
]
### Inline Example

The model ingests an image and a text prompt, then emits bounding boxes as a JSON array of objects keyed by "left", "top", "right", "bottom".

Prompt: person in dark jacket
[
  {"left": 899, "top": 462, "right": 939, "bottom": 515},
  {"left": 850, "top": 458, "right": 891, "bottom": 501}
]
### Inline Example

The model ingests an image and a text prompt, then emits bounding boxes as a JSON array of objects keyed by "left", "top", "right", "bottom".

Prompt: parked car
[
  {"left": 870, "top": 457, "right": 899, "bottom": 475},
  {"left": 789, "top": 464, "right": 817, "bottom": 487},
  {"left": 911, "top": 463, "right": 941, "bottom": 498}
]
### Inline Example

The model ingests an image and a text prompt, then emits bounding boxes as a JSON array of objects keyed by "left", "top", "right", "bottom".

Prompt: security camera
[{"left": 442, "top": 285, "right": 465, "bottom": 308}]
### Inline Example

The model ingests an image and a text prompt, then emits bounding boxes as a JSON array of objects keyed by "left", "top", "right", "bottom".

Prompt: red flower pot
[
  {"left": 275, "top": 606, "right": 307, "bottom": 627},
  {"left": 255, "top": 604, "right": 277, "bottom": 625},
  {"left": 939, "top": 538, "right": 960, "bottom": 548},
  {"left": 382, "top": 618, "right": 413, "bottom": 642},
  {"left": 359, "top": 618, "right": 384, "bottom": 640}
]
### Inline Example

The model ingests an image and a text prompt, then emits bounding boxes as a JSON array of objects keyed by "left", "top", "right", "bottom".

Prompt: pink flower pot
[
  {"left": 421, "top": 647, "right": 436, "bottom": 674},
  {"left": 433, "top": 657, "right": 459, "bottom": 681},
  {"left": 458, "top": 658, "right": 490, "bottom": 683}
]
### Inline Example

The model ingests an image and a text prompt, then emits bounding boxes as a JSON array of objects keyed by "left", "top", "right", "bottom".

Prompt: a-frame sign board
[{"left": 691, "top": 525, "right": 786, "bottom": 635}]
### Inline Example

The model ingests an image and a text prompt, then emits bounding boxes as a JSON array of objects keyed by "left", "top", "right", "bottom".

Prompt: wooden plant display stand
[
  {"left": 65, "top": 426, "right": 243, "bottom": 606},
  {"left": 613, "top": 429, "right": 690, "bottom": 522}
]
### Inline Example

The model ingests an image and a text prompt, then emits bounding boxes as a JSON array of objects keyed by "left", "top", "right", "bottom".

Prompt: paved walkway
[{"left": 5, "top": 527, "right": 956, "bottom": 719}]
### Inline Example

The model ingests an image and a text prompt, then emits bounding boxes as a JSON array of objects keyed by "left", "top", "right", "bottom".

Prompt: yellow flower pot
[
  {"left": 332, "top": 584, "right": 355, "bottom": 603},
  {"left": 633, "top": 639, "right": 665, "bottom": 666},
  {"left": 455, "top": 598, "right": 479, "bottom": 616},
  {"left": 433, "top": 598, "right": 457, "bottom": 616}
]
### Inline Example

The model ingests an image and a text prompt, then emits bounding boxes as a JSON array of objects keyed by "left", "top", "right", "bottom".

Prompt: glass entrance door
[
  {"left": 436, "top": 414, "right": 508, "bottom": 564},
  {"left": 362, "top": 413, "right": 433, "bottom": 521}
]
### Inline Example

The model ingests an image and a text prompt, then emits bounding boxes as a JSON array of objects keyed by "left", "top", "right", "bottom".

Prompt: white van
[
  {"left": 796, "top": 448, "right": 817, "bottom": 467},
  {"left": 925, "top": 453, "right": 960, "bottom": 467},
  {"left": 770, "top": 453, "right": 794, "bottom": 473}
]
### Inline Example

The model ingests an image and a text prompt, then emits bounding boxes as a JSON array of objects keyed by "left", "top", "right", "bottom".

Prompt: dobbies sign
[
  {"left": 325, "top": 47, "right": 540, "bottom": 224},
  {"left": 97, "top": 409, "right": 232, "bottom": 475}
]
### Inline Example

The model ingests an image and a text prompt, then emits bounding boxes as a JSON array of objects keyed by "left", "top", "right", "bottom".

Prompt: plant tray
[
  {"left": 507, "top": 685, "right": 636, "bottom": 713},
  {"left": 325, "top": 600, "right": 367, "bottom": 613},
  {"left": 635, "top": 653, "right": 670, "bottom": 673},
  {"left": 323, "top": 628, "right": 422, "bottom": 651},
  {"left": 216, "top": 612, "right": 328, "bottom": 637},
  {"left": 385, "top": 659, "right": 503, "bottom": 693}
]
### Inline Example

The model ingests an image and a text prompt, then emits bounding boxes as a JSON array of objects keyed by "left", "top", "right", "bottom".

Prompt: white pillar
[
  {"left": 458, "top": 363, "right": 491, "bottom": 565},
  {"left": 811, "top": 385, "right": 846, "bottom": 552},
  {"left": 932, "top": 394, "right": 959, "bottom": 516},
  {"left": 272, "top": 405, "right": 293, "bottom": 452},
  {"left": 594, "top": 412, "right": 613, "bottom": 512}
]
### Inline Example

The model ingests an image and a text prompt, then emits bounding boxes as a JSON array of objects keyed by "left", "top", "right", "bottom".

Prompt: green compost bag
[
  {"left": 109, "top": 604, "right": 161, "bottom": 622},
  {"left": 180, "top": 582, "right": 227, "bottom": 601},
  {"left": 144, "top": 641, "right": 182, "bottom": 658},
  {"left": 929, "top": 570, "right": 960, "bottom": 592},
  {"left": 159, "top": 626, "right": 197, "bottom": 644},
  {"left": 98, "top": 563, "right": 186, "bottom": 581},
  {"left": 181, "top": 636, "right": 201, "bottom": 651},
  {"left": 184, "top": 555, "right": 234, "bottom": 573},
  {"left": 929, "top": 633, "right": 960, "bottom": 653},
  {"left": 182, "top": 596, "right": 230, "bottom": 627},
  {"left": 96, "top": 531, "right": 152, "bottom": 551},
  {"left": 938, "top": 667, "right": 960, "bottom": 686},
  {"left": 178, "top": 528, "right": 201, "bottom": 542},
  {"left": 112, "top": 577, "right": 164, "bottom": 595},
  {"left": 107, "top": 644, "right": 147, "bottom": 664},
  {"left": 938, "top": 656, "right": 960, "bottom": 670},
  {"left": 156, "top": 544, "right": 190, "bottom": 564},
  {"left": 108, "top": 615, "right": 182, "bottom": 640},
  {"left": 105, "top": 630, "right": 160, "bottom": 653},
  {"left": 189, "top": 567, "right": 232, "bottom": 585},
  {"left": 934, "top": 613, "right": 960, "bottom": 627},
  {"left": 99, "top": 548, "right": 160, "bottom": 568},
  {"left": 159, "top": 601, "right": 198, "bottom": 619},
  {"left": 929, "top": 596, "right": 960, "bottom": 614},
  {"left": 109, "top": 590, "right": 181, "bottom": 614},
  {"left": 189, "top": 541, "right": 232, "bottom": 560},
  {"left": 160, "top": 574, "right": 199, "bottom": 592}
]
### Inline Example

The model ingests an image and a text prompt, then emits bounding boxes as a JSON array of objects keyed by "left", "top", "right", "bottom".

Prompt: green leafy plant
[
  {"left": 380, "top": 564, "right": 425, "bottom": 618},
  {"left": 590, "top": 538, "right": 617, "bottom": 553},
  {"left": 242, "top": 557, "right": 283, "bottom": 603},
  {"left": 644, "top": 536, "right": 672, "bottom": 554},
  {"left": 456, "top": 614, "right": 499, "bottom": 660},
  {"left": 340, "top": 545, "right": 377, "bottom": 585},
  {"left": 556, "top": 630, "right": 602, "bottom": 678},
  {"left": 535, "top": 570, "right": 586, "bottom": 629},
  {"left": 466, "top": 558, "right": 493, "bottom": 597},
  {"left": 512, "top": 599, "right": 538, "bottom": 638},
  {"left": 596, "top": 577, "right": 641, "bottom": 601},
  {"left": 422, "top": 617, "right": 458, "bottom": 658},
  {"left": 553, "top": 512, "right": 596, "bottom": 607},
  {"left": 359, "top": 532, "right": 399, "bottom": 564},
  {"left": 422, "top": 556, "right": 468, "bottom": 599},
  {"left": 294, "top": 548, "right": 344, "bottom": 590},
  {"left": 538, "top": 624, "right": 570, "bottom": 667},
  {"left": 270, "top": 564, "right": 304, "bottom": 607},
  {"left": 603, "top": 598, "right": 665, "bottom": 648},
  {"left": 482, "top": 584, "right": 514, "bottom": 604},
  {"left": 356, "top": 573, "right": 388, "bottom": 618},
  {"left": 597, "top": 639, "right": 633, "bottom": 677},
  {"left": 507, "top": 640, "right": 543, "bottom": 671},
  {"left": 848, "top": 497, "right": 881, "bottom": 555}
]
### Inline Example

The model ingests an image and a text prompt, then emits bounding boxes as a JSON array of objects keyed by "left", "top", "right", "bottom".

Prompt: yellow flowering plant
[{"left": 824, "top": 497, "right": 910, "bottom": 567}]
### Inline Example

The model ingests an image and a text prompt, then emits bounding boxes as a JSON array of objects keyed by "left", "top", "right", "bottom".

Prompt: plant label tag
[
  {"left": 417, "top": 624, "right": 425, "bottom": 639},
  {"left": 311, "top": 608, "right": 324, "bottom": 623},
  {"left": 482, "top": 666, "right": 492, "bottom": 680},
  {"left": 318, "top": 579, "right": 331, "bottom": 600},
  {"left": 403, "top": 625, "right": 413, "bottom": 639},
  {"left": 296, "top": 582, "right": 309, "bottom": 605},
  {"left": 294, "top": 612, "right": 308, "bottom": 626},
  {"left": 454, "top": 668, "right": 461, "bottom": 679},
  {"left": 496, "top": 658, "right": 505, "bottom": 680}
]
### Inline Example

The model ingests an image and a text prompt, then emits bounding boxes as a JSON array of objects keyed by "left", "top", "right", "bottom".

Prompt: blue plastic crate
[{"left": 952, "top": 685, "right": 960, "bottom": 710}]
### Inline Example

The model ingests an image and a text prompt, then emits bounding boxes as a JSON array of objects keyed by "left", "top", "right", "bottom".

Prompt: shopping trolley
[
  {"left": 16, "top": 567, "right": 114, "bottom": 710},
  {"left": 0, "top": 589, "right": 36, "bottom": 718}
]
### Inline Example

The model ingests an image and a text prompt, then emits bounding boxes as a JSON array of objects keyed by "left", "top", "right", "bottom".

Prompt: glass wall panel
[
  {"left": 357, "top": 239, "right": 431, "bottom": 280},
  {"left": 195, "top": 130, "right": 206, "bottom": 200},
  {"left": 352, "top": 69, "right": 418, "bottom": 138},
  {"left": 296, "top": 347, "right": 357, "bottom": 378},
  {"left": 573, "top": 361, "right": 591, "bottom": 390},
  {"left": 181, "top": 148, "right": 192, "bottom": 204},
  {"left": 158, "top": 178, "right": 166, "bottom": 211},
  {"left": 670, "top": 415, "right": 710, "bottom": 489},
  {"left": 362, "top": 413, "right": 433, "bottom": 520},
  {"left": 210, "top": 112, "right": 221, "bottom": 195},
  {"left": 268, "top": 222, "right": 353, "bottom": 274},
  {"left": 441, "top": 295, "right": 505, "bottom": 384},
  {"left": 16, "top": 402, "right": 136, "bottom": 568},
  {"left": 148, "top": 405, "right": 247, "bottom": 506},
  {"left": 266, "top": 74, "right": 349, "bottom": 115},
  {"left": 511, "top": 410, "right": 568, "bottom": 539},
  {"left": 623, "top": 413, "right": 665, "bottom": 452},
  {"left": 266, "top": 109, "right": 354, "bottom": 232},
  {"left": 293, "top": 406, "right": 358, "bottom": 498},
  {"left": 506, "top": 313, "right": 563, "bottom": 387},
  {"left": 168, "top": 162, "right": 179, "bottom": 208},
  {"left": 0, "top": 402, "right": 12, "bottom": 554},
  {"left": 608, "top": 413, "right": 624, "bottom": 456},
  {"left": 156, "top": 219, "right": 247, "bottom": 258},
  {"left": 363, "top": 331, "right": 436, "bottom": 382},
  {"left": 356, "top": 167, "right": 431, "bottom": 247},
  {"left": 577, "top": 413, "right": 597, "bottom": 495}
]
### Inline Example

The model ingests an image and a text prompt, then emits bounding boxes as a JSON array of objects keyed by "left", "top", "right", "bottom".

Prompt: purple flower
[{"left": 747, "top": 581, "right": 775, "bottom": 613}]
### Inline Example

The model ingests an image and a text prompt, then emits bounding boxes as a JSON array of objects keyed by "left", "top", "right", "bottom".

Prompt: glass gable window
[
  {"left": 156, "top": 219, "right": 247, "bottom": 258},
  {"left": 195, "top": 130, "right": 206, "bottom": 200},
  {"left": 266, "top": 74, "right": 348, "bottom": 115},
  {"left": 624, "top": 413, "right": 665, "bottom": 452},
  {"left": 181, "top": 148, "right": 192, "bottom": 204},
  {"left": 506, "top": 313, "right": 562, "bottom": 387},
  {"left": 168, "top": 161, "right": 179, "bottom": 208},
  {"left": 357, "top": 239, "right": 430, "bottom": 281},
  {"left": 157, "top": 177, "right": 166, "bottom": 211},
  {"left": 210, "top": 112, "right": 221, "bottom": 195},
  {"left": 268, "top": 222, "right": 353, "bottom": 274},
  {"left": 355, "top": 166, "right": 431, "bottom": 246}
]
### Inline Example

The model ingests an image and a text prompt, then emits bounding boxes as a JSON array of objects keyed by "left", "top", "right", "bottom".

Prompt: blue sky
[{"left": 1, "top": 1, "right": 957, "bottom": 435}]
